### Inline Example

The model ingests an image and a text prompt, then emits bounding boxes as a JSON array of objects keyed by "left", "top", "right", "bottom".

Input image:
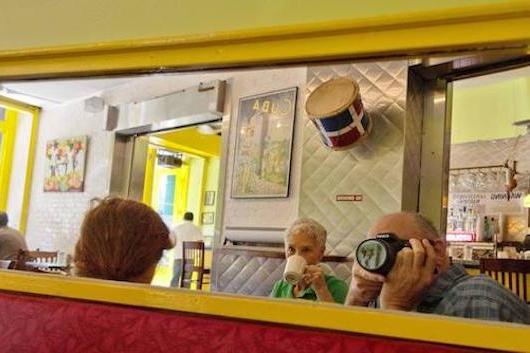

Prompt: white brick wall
[
  {"left": 25, "top": 101, "right": 113, "bottom": 254},
  {"left": 22, "top": 67, "right": 307, "bottom": 256}
]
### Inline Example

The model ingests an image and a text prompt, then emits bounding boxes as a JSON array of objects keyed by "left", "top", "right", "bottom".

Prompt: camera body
[{"left": 355, "top": 233, "right": 410, "bottom": 275}]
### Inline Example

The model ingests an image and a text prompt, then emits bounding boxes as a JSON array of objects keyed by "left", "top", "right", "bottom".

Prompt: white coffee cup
[{"left": 283, "top": 254, "right": 307, "bottom": 285}]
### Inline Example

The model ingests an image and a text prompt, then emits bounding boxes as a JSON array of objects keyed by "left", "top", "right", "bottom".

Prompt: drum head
[{"left": 305, "top": 77, "right": 359, "bottom": 118}]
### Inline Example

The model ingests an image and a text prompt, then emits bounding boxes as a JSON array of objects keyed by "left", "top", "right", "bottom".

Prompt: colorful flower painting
[{"left": 43, "top": 136, "right": 88, "bottom": 192}]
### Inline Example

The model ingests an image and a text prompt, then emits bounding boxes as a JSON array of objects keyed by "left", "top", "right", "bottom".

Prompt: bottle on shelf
[
  {"left": 475, "top": 213, "right": 484, "bottom": 242},
  {"left": 457, "top": 207, "right": 466, "bottom": 232},
  {"left": 447, "top": 208, "right": 455, "bottom": 232},
  {"left": 483, "top": 216, "right": 492, "bottom": 241}
]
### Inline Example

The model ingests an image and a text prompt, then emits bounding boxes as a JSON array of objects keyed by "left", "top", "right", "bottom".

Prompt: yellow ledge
[
  {"left": 0, "top": 2, "right": 529, "bottom": 78},
  {"left": 0, "top": 270, "right": 529, "bottom": 352}
]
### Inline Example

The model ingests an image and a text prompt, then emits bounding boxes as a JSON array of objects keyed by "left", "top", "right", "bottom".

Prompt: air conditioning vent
[{"left": 157, "top": 151, "right": 182, "bottom": 168}]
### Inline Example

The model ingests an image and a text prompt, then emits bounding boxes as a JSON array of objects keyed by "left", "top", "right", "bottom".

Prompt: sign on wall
[
  {"left": 449, "top": 191, "right": 524, "bottom": 215},
  {"left": 43, "top": 136, "right": 88, "bottom": 192},
  {"left": 232, "top": 87, "right": 297, "bottom": 198}
]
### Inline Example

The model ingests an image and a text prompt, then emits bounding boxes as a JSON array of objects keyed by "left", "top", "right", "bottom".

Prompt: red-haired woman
[{"left": 75, "top": 198, "right": 172, "bottom": 283}]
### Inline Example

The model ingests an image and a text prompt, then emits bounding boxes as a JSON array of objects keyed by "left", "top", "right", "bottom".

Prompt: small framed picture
[
  {"left": 201, "top": 212, "right": 215, "bottom": 225},
  {"left": 204, "top": 190, "right": 216, "bottom": 206}
]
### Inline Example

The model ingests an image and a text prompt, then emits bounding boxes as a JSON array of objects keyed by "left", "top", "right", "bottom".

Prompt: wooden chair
[
  {"left": 25, "top": 250, "right": 59, "bottom": 263},
  {"left": 13, "top": 250, "right": 69, "bottom": 275},
  {"left": 0, "top": 260, "right": 15, "bottom": 269},
  {"left": 180, "top": 241, "right": 205, "bottom": 290},
  {"left": 480, "top": 258, "right": 530, "bottom": 304}
]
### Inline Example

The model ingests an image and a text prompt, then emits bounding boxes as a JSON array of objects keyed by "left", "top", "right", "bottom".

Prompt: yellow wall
[
  {"left": 0, "top": 0, "right": 517, "bottom": 51},
  {"left": 202, "top": 157, "right": 220, "bottom": 241},
  {"left": 157, "top": 129, "right": 220, "bottom": 157},
  {"left": 452, "top": 77, "right": 530, "bottom": 144}
]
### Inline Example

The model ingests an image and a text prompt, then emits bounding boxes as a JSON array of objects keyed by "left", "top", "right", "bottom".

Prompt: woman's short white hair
[{"left": 285, "top": 218, "right": 327, "bottom": 249}]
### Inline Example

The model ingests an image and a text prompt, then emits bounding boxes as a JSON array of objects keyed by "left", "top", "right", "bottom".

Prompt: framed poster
[
  {"left": 201, "top": 212, "right": 215, "bottom": 225},
  {"left": 204, "top": 190, "right": 216, "bottom": 206},
  {"left": 231, "top": 87, "right": 297, "bottom": 198},
  {"left": 43, "top": 135, "right": 88, "bottom": 192}
]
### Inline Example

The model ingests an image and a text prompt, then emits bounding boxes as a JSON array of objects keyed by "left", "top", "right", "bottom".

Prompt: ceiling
[
  {"left": 0, "top": 77, "right": 134, "bottom": 107},
  {"left": 1, "top": 64, "right": 529, "bottom": 108},
  {"left": 1, "top": 64, "right": 528, "bottom": 146}
]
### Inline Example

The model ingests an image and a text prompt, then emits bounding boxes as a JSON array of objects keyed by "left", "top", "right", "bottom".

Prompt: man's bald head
[{"left": 368, "top": 212, "right": 441, "bottom": 241}]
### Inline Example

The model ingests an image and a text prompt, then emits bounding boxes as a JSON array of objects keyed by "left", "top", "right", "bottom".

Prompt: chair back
[
  {"left": 479, "top": 258, "right": 530, "bottom": 304},
  {"left": 180, "top": 241, "right": 205, "bottom": 290},
  {"left": 0, "top": 260, "right": 14, "bottom": 269},
  {"left": 13, "top": 250, "right": 69, "bottom": 274},
  {"left": 25, "top": 250, "right": 59, "bottom": 264}
]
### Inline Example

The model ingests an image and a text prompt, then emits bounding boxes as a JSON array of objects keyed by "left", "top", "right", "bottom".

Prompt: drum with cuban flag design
[{"left": 305, "top": 77, "right": 371, "bottom": 150}]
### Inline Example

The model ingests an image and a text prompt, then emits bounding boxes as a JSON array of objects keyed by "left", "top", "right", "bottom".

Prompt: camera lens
[
  {"left": 356, "top": 239, "right": 387, "bottom": 271},
  {"left": 355, "top": 233, "right": 408, "bottom": 275}
]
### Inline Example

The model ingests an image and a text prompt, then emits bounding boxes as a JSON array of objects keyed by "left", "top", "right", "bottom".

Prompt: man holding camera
[{"left": 346, "top": 212, "right": 530, "bottom": 324}]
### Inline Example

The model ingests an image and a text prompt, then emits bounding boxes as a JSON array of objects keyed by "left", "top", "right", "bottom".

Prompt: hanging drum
[{"left": 305, "top": 77, "right": 371, "bottom": 150}]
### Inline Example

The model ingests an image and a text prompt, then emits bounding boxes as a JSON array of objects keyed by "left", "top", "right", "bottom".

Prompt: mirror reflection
[{"left": 0, "top": 56, "right": 529, "bottom": 325}]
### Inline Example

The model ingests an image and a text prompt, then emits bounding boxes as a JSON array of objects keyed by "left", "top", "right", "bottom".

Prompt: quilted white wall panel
[
  {"left": 211, "top": 252, "right": 353, "bottom": 296},
  {"left": 300, "top": 61, "right": 408, "bottom": 257},
  {"left": 212, "top": 61, "right": 412, "bottom": 295}
]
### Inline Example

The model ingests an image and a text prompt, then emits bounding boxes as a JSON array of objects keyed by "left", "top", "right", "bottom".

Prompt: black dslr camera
[{"left": 355, "top": 233, "right": 410, "bottom": 275}]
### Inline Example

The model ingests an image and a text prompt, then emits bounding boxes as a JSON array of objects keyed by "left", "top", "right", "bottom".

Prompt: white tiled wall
[
  {"left": 22, "top": 67, "right": 308, "bottom": 256},
  {"left": 24, "top": 102, "right": 113, "bottom": 254}
]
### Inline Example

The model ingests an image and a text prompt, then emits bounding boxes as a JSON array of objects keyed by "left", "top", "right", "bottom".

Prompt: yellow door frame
[
  {"left": 0, "top": 109, "right": 17, "bottom": 211},
  {"left": 0, "top": 97, "right": 40, "bottom": 234},
  {"left": 142, "top": 145, "right": 156, "bottom": 205},
  {"left": 144, "top": 136, "right": 209, "bottom": 227}
]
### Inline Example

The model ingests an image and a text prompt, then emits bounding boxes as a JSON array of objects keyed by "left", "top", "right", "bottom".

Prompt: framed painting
[
  {"left": 201, "top": 212, "right": 215, "bottom": 225},
  {"left": 231, "top": 87, "right": 297, "bottom": 198},
  {"left": 204, "top": 190, "right": 216, "bottom": 206},
  {"left": 43, "top": 135, "right": 88, "bottom": 192}
]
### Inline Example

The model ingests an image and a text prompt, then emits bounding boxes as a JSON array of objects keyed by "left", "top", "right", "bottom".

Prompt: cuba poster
[{"left": 232, "top": 87, "right": 297, "bottom": 198}]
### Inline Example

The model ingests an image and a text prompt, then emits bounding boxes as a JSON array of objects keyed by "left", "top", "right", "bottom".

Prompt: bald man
[{"left": 346, "top": 212, "right": 529, "bottom": 324}]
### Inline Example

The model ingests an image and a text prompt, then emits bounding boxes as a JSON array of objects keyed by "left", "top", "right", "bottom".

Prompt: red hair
[{"left": 75, "top": 198, "right": 171, "bottom": 282}]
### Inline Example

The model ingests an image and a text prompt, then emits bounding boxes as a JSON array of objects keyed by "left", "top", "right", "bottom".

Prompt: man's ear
[{"left": 432, "top": 239, "right": 450, "bottom": 269}]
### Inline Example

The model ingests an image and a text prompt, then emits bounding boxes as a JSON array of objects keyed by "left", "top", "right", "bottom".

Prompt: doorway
[
  {"left": 134, "top": 122, "right": 222, "bottom": 287},
  {"left": 444, "top": 65, "right": 530, "bottom": 262}
]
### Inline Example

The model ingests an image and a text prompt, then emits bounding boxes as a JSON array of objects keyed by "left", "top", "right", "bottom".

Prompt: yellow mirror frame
[{"left": 1, "top": 2, "right": 530, "bottom": 352}]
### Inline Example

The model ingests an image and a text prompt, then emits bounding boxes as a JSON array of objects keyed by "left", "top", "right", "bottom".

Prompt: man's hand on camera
[
  {"left": 345, "top": 261, "right": 384, "bottom": 306},
  {"left": 379, "top": 238, "right": 436, "bottom": 311}
]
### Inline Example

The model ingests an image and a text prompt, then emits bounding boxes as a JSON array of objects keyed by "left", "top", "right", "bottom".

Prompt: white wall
[
  {"left": 221, "top": 68, "right": 307, "bottom": 235},
  {"left": 6, "top": 111, "right": 32, "bottom": 231},
  {"left": 23, "top": 66, "right": 307, "bottom": 254},
  {"left": 25, "top": 102, "right": 113, "bottom": 253}
]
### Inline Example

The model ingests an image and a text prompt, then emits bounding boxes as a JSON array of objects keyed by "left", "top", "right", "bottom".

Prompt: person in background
[
  {"left": 170, "top": 211, "right": 203, "bottom": 287},
  {"left": 0, "top": 211, "right": 27, "bottom": 260},
  {"left": 270, "top": 218, "right": 348, "bottom": 304},
  {"left": 346, "top": 212, "right": 530, "bottom": 324},
  {"left": 74, "top": 198, "right": 171, "bottom": 283}
]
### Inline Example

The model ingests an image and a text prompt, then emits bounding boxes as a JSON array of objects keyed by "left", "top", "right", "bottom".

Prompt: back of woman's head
[{"left": 74, "top": 197, "right": 171, "bottom": 282}]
